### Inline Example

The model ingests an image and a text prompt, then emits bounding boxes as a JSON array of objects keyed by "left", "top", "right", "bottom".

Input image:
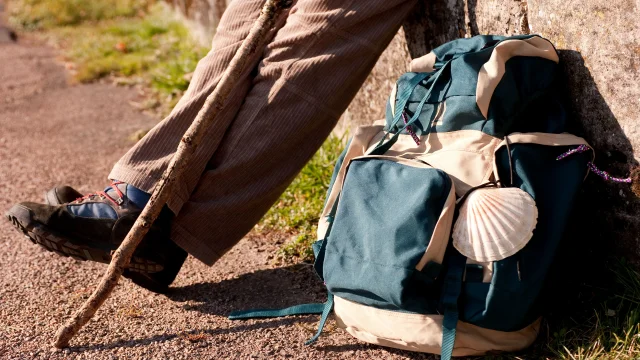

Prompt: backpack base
[{"left": 334, "top": 296, "right": 541, "bottom": 357}]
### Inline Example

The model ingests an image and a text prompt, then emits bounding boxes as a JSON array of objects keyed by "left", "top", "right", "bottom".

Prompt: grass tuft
[
  {"left": 511, "top": 259, "right": 640, "bottom": 360},
  {"left": 51, "top": 4, "right": 207, "bottom": 93},
  {"left": 256, "top": 135, "right": 344, "bottom": 264}
]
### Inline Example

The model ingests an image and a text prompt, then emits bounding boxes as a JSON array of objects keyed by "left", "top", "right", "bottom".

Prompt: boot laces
[{"left": 74, "top": 180, "right": 126, "bottom": 207}]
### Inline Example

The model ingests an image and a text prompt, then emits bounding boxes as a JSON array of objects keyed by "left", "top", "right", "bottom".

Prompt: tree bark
[
  {"left": 53, "top": 0, "right": 290, "bottom": 348},
  {"left": 402, "top": 0, "right": 465, "bottom": 59}
]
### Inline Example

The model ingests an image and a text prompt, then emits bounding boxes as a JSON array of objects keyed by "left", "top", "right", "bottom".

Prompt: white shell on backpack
[{"left": 452, "top": 187, "right": 538, "bottom": 262}]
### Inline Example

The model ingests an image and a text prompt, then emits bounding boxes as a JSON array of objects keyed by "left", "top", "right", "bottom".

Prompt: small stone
[{"left": 0, "top": 27, "right": 16, "bottom": 43}]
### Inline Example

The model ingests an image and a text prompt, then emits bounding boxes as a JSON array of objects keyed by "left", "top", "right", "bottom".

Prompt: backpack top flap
[{"left": 385, "top": 35, "right": 563, "bottom": 138}]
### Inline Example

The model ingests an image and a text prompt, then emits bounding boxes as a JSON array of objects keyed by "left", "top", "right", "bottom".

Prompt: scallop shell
[{"left": 452, "top": 187, "right": 538, "bottom": 262}]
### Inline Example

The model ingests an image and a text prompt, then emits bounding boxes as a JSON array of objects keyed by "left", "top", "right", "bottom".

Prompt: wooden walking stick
[{"left": 54, "top": 0, "right": 289, "bottom": 348}]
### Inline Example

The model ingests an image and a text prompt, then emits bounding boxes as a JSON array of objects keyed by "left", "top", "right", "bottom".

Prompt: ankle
[{"left": 122, "top": 183, "right": 151, "bottom": 209}]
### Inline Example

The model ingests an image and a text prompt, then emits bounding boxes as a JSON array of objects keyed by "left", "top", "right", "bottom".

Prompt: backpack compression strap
[
  {"left": 228, "top": 303, "right": 325, "bottom": 319},
  {"left": 228, "top": 294, "right": 335, "bottom": 345},
  {"left": 440, "top": 246, "right": 467, "bottom": 359},
  {"left": 372, "top": 61, "right": 451, "bottom": 156}
]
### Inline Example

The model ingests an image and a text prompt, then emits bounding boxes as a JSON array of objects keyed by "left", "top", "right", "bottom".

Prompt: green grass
[
  {"left": 474, "top": 258, "right": 640, "bottom": 360},
  {"left": 542, "top": 260, "right": 640, "bottom": 359},
  {"left": 10, "top": 1, "right": 208, "bottom": 115},
  {"left": 9, "top": 0, "right": 155, "bottom": 30},
  {"left": 53, "top": 4, "right": 207, "bottom": 112},
  {"left": 256, "top": 135, "right": 344, "bottom": 264}
]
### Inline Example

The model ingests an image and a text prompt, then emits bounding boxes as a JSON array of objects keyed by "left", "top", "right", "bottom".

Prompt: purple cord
[
  {"left": 556, "top": 144, "right": 590, "bottom": 160},
  {"left": 556, "top": 145, "right": 632, "bottom": 183},
  {"left": 402, "top": 112, "right": 420, "bottom": 146},
  {"left": 587, "top": 162, "right": 633, "bottom": 183}
]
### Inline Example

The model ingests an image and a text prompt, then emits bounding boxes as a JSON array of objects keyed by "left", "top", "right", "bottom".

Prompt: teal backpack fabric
[
  {"left": 322, "top": 159, "right": 451, "bottom": 313},
  {"left": 230, "top": 34, "right": 594, "bottom": 359}
]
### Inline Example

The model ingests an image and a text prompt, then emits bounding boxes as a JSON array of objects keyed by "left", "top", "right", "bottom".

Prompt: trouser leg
[
  {"left": 109, "top": 0, "right": 287, "bottom": 210},
  {"left": 170, "top": 0, "right": 417, "bottom": 264}
]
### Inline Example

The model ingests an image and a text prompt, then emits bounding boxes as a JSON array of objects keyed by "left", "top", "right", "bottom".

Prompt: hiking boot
[
  {"left": 6, "top": 181, "right": 187, "bottom": 293},
  {"left": 44, "top": 185, "right": 82, "bottom": 206}
]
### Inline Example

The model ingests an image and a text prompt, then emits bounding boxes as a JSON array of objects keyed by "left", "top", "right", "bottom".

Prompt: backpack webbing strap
[
  {"left": 440, "top": 250, "right": 466, "bottom": 360},
  {"left": 372, "top": 61, "right": 451, "bottom": 156},
  {"left": 227, "top": 293, "right": 334, "bottom": 345},
  {"left": 304, "top": 292, "right": 334, "bottom": 345},
  {"left": 228, "top": 196, "right": 339, "bottom": 344},
  {"left": 387, "top": 72, "right": 430, "bottom": 132},
  {"left": 228, "top": 303, "right": 325, "bottom": 319}
]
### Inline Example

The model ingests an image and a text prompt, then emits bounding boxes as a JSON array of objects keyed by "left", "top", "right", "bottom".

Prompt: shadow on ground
[
  {"left": 69, "top": 264, "right": 327, "bottom": 352},
  {"left": 68, "top": 317, "right": 318, "bottom": 352},
  {"left": 168, "top": 263, "right": 326, "bottom": 315}
]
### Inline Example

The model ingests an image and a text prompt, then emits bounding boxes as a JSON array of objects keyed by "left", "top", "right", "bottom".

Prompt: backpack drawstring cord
[{"left": 556, "top": 144, "right": 633, "bottom": 184}]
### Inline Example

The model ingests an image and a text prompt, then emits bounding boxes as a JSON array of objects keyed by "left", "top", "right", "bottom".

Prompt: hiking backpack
[{"left": 231, "top": 34, "right": 598, "bottom": 358}]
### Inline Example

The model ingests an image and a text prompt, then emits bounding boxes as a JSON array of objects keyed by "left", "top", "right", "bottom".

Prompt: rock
[
  {"left": 164, "top": 0, "right": 229, "bottom": 45},
  {"left": 335, "top": 29, "right": 411, "bottom": 135},
  {"left": 468, "top": 0, "right": 530, "bottom": 35},
  {"left": 526, "top": 0, "right": 640, "bottom": 265}
]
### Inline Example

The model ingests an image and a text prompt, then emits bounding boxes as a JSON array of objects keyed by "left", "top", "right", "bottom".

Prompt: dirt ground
[{"left": 0, "top": 18, "right": 435, "bottom": 360}]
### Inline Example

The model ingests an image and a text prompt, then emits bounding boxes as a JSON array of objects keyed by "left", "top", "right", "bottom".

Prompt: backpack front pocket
[{"left": 322, "top": 157, "right": 455, "bottom": 314}]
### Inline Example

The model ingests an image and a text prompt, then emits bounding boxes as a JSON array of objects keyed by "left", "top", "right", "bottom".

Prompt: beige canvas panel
[
  {"left": 365, "top": 130, "right": 500, "bottom": 160},
  {"left": 415, "top": 184, "right": 456, "bottom": 269},
  {"left": 349, "top": 154, "right": 434, "bottom": 167},
  {"left": 389, "top": 83, "right": 398, "bottom": 117},
  {"left": 432, "top": 101, "right": 447, "bottom": 127},
  {"left": 465, "top": 259, "right": 494, "bottom": 283},
  {"left": 365, "top": 130, "right": 501, "bottom": 196},
  {"left": 418, "top": 131, "right": 501, "bottom": 196},
  {"left": 500, "top": 132, "right": 591, "bottom": 148},
  {"left": 476, "top": 37, "right": 559, "bottom": 118},
  {"left": 419, "top": 151, "right": 494, "bottom": 196},
  {"left": 410, "top": 51, "right": 437, "bottom": 73},
  {"left": 492, "top": 132, "right": 593, "bottom": 184},
  {"left": 334, "top": 296, "right": 541, "bottom": 357}
]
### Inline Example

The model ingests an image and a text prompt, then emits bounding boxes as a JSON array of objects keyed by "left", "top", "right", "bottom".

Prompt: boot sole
[{"left": 5, "top": 205, "right": 163, "bottom": 273}]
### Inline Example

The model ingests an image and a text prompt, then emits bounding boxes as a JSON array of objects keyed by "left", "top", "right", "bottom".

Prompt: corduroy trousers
[{"left": 109, "top": 0, "right": 416, "bottom": 265}]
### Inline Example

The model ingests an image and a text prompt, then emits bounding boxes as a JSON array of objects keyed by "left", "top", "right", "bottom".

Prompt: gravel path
[{"left": 0, "top": 21, "right": 433, "bottom": 360}]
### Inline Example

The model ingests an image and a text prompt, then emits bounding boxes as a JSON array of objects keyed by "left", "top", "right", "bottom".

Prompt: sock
[
  {"left": 125, "top": 184, "right": 151, "bottom": 209},
  {"left": 105, "top": 180, "right": 150, "bottom": 209}
]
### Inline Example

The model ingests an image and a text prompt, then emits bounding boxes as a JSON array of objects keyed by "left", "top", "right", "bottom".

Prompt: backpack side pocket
[{"left": 323, "top": 157, "right": 455, "bottom": 314}]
